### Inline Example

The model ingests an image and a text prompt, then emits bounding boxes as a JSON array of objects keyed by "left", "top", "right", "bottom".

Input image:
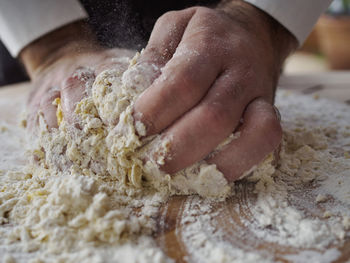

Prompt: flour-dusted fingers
[
  {"left": 134, "top": 42, "right": 222, "bottom": 136},
  {"left": 148, "top": 70, "right": 252, "bottom": 173},
  {"left": 138, "top": 8, "right": 196, "bottom": 68},
  {"left": 206, "top": 98, "right": 282, "bottom": 182},
  {"left": 39, "top": 87, "right": 61, "bottom": 130},
  {"left": 61, "top": 69, "right": 95, "bottom": 125},
  {"left": 27, "top": 77, "right": 55, "bottom": 131},
  {"left": 133, "top": 5, "right": 283, "bottom": 172},
  {"left": 27, "top": 95, "right": 41, "bottom": 132},
  {"left": 131, "top": 9, "right": 196, "bottom": 93},
  {"left": 134, "top": 8, "right": 230, "bottom": 136}
]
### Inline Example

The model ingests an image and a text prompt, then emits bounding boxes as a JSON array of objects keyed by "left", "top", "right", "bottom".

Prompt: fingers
[
  {"left": 27, "top": 79, "right": 54, "bottom": 131},
  {"left": 27, "top": 97, "right": 41, "bottom": 132},
  {"left": 38, "top": 87, "right": 60, "bottom": 130},
  {"left": 134, "top": 8, "right": 238, "bottom": 137},
  {"left": 134, "top": 9, "right": 201, "bottom": 135},
  {"left": 139, "top": 8, "right": 196, "bottom": 67},
  {"left": 61, "top": 69, "right": 95, "bottom": 125},
  {"left": 133, "top": 9, "right": 196, "bottom": 93},
  {"left": 134, "top": 42, "right": 222, "bottom": 136},
  {"left": 206, "top": 98, "right": 282, "bottom": 182},
  {"left": 148, "top": 71, "right": 249, "bottom": 174}
]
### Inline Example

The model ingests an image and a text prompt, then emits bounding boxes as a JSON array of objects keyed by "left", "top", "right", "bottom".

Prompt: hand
[
  {"left": 133, "top": 3, "right": 297, "bottom": 181},
  {"left": 21, "top": 21, "right": 133, "bottom": 131}
]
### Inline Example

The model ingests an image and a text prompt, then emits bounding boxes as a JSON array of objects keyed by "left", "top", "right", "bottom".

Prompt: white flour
[
  {"left": 0, "top": 53, "right": 349, "bottom": 263},
  {"left": 35, "top": 53, "right": 234, "bottom": 200},
  {"left": 167, "top": 91, "right": 350, "bottom": 263}
]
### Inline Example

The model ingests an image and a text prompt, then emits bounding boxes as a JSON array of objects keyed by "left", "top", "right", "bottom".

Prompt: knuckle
[
  {"left": 258, "top": 112, "right": 282, "bottom": 147},
  {"left": 145, "top": 44, "right": 159, "bottom": 55},
  {"left": 192, "top": 7, "right": 226, "bottom": 34},
  {"left": 232, "top": 36, "right": 247, "bottom": 49},
  {"left": 138, "top": 113, "right": 157, "bottom": 135},
  {"left": 195, "top": 6, "right": 215, "bottom": 18},
  {"left": 185, "top": 32, "right": 227, "bottom": 61},
  {"left": 226, "top": 66, "right": 257, "bottom": 94},
  {"left": 62, "top": 69, "right": 94, "bottom": 92},
  {"left": 223, "top": 83, "right": 244, "bottom": 102},
  {"left": 156, "top": 11, "right": 178, "bottom": 25},
  {"left": 170, "top": 74, "right": 201, "bottom": 107},
  {"left": 202, "top": 102, "right": 232, "bottom": 131},
  {"left": 143, "top": 45, "right": 164, "bottom": 62},
  {"left": 61, "top": 76, "right": 77, "bottom": 92},
  {"left": 40, "top": 89, "right": 60, "bottom": 108},
  {"left": 144, "top": 40, "right": 173, "bottom": 64}
]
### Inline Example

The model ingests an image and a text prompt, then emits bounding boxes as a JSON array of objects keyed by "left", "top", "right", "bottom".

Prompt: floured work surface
[
  {"left": 0, "top": 63, "right": 350, "bottom": 262},
  {"left": 158, "top": 92, "right": 350, "bottom": 263}
]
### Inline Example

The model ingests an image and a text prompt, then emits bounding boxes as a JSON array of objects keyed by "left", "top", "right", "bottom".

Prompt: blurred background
[{"left": 285, "top": 0, "right": 350, "bottom": 74}]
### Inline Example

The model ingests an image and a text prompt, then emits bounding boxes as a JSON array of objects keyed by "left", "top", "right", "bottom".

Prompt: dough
[
  {"left": 0, "top": 52, "right": 280, "bottom": 263},
  {"left": 34, "top": 52, "right": 274, "bottom": 199}
]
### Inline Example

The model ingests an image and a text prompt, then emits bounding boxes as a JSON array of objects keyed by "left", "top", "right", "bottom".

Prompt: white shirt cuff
[
  {"left": 0, "top": 0, "right": 88, "bottom": 57},
  {"left": 244, "top": 0, "right": 332, "bottom": 45}
]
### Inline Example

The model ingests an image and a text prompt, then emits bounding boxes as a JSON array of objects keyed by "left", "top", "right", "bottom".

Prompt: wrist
[
  {"left": 215, "top": 0, "right": 297, "bottom": 72},
  {"left": 20, "top": 21, "right": 101, "bottom": 79}
]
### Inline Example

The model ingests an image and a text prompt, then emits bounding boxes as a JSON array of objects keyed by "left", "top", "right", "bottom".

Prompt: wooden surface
[
  {"left": 1, "top": 75, "right": 350, "bottom": 262},
  {"left": 155, "top": 188, "right": 350, "bottom": 263}
]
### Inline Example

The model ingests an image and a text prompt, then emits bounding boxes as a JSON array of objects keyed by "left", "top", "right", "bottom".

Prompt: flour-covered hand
[
  {"left": 21, "top": 21, "right": 133, "bottom": 131},
  {"left": 134, "top": 3, "right": 297, "bottom": 181}
]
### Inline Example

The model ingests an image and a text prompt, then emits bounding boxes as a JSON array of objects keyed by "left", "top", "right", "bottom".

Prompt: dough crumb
[
  {"left": 342, "top": 216, "right": 350, "bottom": 230},
  {"left": 323, "top": 211, "right": 333, "bottom": 219},
  {"left": 4, "top": 254, "right": 16, "bottom": 263},
  {"left": 316, "top": 194, "right": 328, "bottom": 203}
]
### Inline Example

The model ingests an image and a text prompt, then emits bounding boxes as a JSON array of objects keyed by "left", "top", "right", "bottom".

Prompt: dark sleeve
[
  {"left": 0, "top": 0, "right": 220, "bottom": 87},
  {"left": 0, "top": 41, "right": 28, "bottom": 87},
  {"left": 80, "top": 0, "right": 220, "bottom": 49}
]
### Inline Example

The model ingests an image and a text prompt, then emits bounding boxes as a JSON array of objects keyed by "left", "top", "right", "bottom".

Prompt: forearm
[{"left": 19, "top": 20, "right": 100, "bottom": 79}]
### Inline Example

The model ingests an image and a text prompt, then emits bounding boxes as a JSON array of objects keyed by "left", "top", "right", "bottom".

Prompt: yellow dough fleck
[{"left": 53, "top": 97, "right": 63, "bottom": 126}]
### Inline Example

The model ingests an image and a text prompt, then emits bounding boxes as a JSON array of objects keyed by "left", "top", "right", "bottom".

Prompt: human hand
[
  {"left": 21, "top": 21, "right": 133, "bottom": 131},
  {"left": 133, "top": 3, "right": 297, "bottom": 181}
]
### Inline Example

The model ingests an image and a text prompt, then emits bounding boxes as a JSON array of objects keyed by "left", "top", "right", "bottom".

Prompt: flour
[
  {"left": 0, "top": 52, "right": 349, "bottom": 263},
  {"left": 167, "top": 91, "right": 350, "bottom": 263},
  {"left": 33, "top": 53, "right": 234, "bottom": 199},
  {"left": 0, "top": 161, "right": 171, "bottom": 263},
  {"left": 0, "top": 53, "right": 239, "bottom": 263}
]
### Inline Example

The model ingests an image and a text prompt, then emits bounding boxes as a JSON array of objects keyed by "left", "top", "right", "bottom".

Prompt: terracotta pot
[
  {"left": 300, "top": 28, "right": 320, "bottom": 53},
  {"left": 317, "top": 15, "right": 350, "bottom": 69}
]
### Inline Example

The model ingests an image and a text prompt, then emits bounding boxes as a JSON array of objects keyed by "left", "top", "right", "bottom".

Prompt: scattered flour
[
  {"left": 157, "top": 91, "right": 350, "bottom": 263},
  {"left": 0, "top": 52, "right": 349, "bottom": 263},
  {"left": 35, "top": 53, "right": 236, "bottom": 200},
  {"left": 0, "top": 53, "right": 258, "bottom": 262}
]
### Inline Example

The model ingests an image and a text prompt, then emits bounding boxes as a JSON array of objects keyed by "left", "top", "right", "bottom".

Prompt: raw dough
[{"left": 34, "top": 53, "right": 274, "bottom": 199}]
